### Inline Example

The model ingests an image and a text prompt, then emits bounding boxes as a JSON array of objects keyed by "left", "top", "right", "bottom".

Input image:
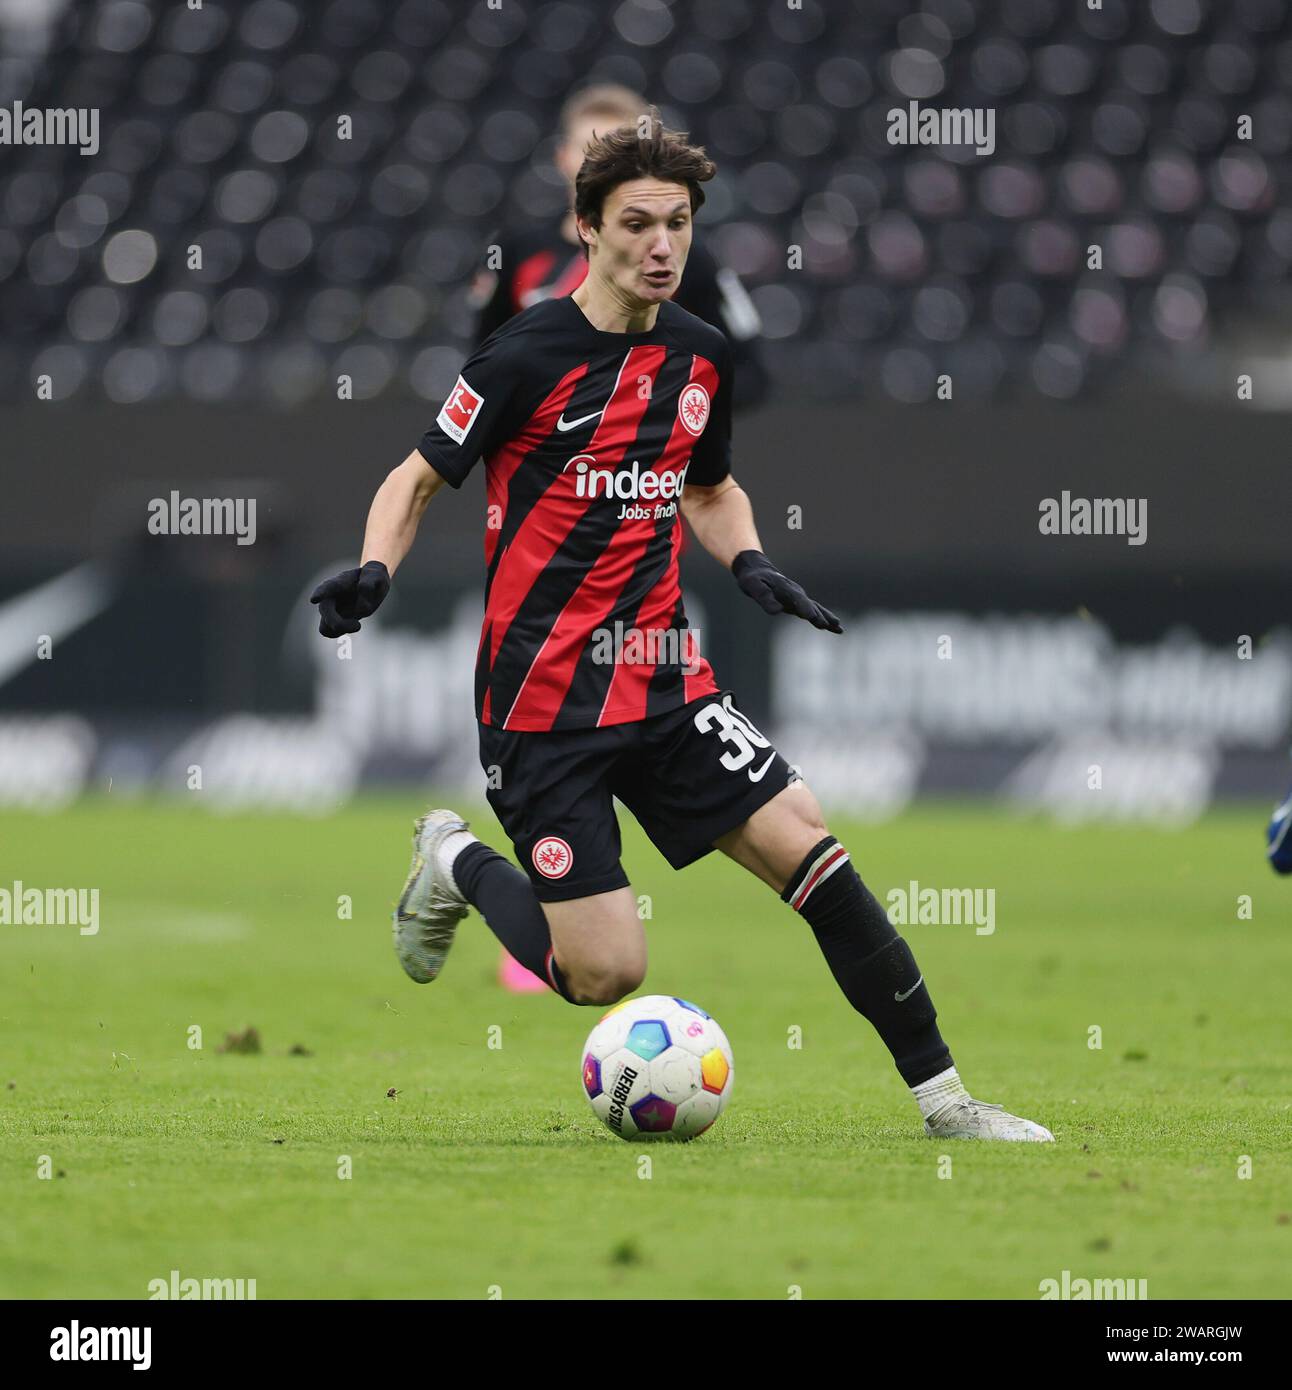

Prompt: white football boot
[
  {"left": 924, "top": 1096, "right": 1054, "bottom": 1142},
  {"left": 393, "top": 809, "right": 472, "bottom": 983}
]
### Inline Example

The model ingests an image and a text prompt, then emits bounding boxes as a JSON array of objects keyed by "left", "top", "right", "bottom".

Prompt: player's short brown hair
[
  {"left": 559, "top": 83, "right": 649, "bottom": 138},
  {"left": 573, "top": 108, "right": 717, "bottom": 252}
]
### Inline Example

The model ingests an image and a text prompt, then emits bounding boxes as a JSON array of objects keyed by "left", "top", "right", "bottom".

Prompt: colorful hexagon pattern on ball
[
  {"left": 630, "top": 1094, "right": 677, "bottom": 1133},
  {"left": 700, "top": 1047, "right": 730, "bottom": 1095},
  {"left": 582, "top": 1053, "right": 602, "bottom": 1100},
  {"left": 580, "top": 995, "right": 734, "bottom": 1142},
  {"left": 625, "top": 1018, "right": 670, "bottom": 1062}
]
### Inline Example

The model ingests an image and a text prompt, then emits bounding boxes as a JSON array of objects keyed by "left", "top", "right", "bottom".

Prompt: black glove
[
  {"left": 310, "top": 560, "right": 391, "bottom": 638},
  {"left": 731, "top": 550, "right": 842, "bottom": 633}
]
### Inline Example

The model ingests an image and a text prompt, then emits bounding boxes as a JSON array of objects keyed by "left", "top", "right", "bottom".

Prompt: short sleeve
[
  {"left": 684, "top": 333, "right": 733, "bottom": 488},
  {"left": 676, "top": 239, "right": 768, "bottom": 413},
  {"left": 417, "top": 336, "right": 519, "bottom": 488}
]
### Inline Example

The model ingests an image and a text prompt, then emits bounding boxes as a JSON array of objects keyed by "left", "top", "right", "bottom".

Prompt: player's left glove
[
  {"left": 731, "top": 550, "right": 842, "bottom": 633},
  {"left": 310, "top": 560, "right": 390, "bottom": 638}
]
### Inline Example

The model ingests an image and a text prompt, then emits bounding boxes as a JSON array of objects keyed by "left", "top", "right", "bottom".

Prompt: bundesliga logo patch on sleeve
[{"left": 436, "top": 374, "right": 483, "bottom": 444}]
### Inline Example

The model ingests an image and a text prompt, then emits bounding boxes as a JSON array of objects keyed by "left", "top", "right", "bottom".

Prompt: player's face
[{"left": 584, "top": 178, "right": 693, "bottom": 305}]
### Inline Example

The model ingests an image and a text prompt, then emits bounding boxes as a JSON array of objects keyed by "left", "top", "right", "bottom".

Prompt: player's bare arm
[
  {"left": 308, "top": 450, "right": 446, "bottom": 638},
  {"left": 680, "top": 476, "right": 757, "bottom": 566},
  {"left": 359, "top": 450, "right": 447, "bottom": 575}
]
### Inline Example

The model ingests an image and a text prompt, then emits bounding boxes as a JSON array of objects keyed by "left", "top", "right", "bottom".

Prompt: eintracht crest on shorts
[{"left": 417, "top": 296, "right": 733, "bottom": 733}]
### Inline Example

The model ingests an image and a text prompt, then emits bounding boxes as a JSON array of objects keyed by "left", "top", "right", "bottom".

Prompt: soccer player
[
  {"left": 473, "top": 86, "right": 769, "bottom": 991},
  {"left": 311, "top": 114, "right": 1053, "bottom": 1142}
]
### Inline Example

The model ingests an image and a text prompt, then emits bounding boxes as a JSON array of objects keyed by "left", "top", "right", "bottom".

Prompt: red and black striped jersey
[{"left": 417, "top": 295, "right": 731, "bottom": 733}]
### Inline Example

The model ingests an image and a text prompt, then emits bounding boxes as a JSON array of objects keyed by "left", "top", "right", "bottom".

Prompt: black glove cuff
[
  {"left": 731, "top": 549, "right": 771, "bottom": 582},
  {"left": 360, "top": 560, "right": 390, "bottom": 581}
]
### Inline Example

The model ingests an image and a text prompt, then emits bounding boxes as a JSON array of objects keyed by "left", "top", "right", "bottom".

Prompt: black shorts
[{"left": 478, "top": 689, "right": 797, "bottom": 903}]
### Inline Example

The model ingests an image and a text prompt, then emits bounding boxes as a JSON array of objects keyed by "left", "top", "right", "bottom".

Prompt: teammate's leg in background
[
  {"left": 713, "top": 783, "right": 1053, "bottom": 1142},
  {"left": 499, "top": 948, "right": 549, "bottom": 993}
]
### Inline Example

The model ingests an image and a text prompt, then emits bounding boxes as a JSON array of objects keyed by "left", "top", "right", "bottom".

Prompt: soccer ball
[{"left": 580, "top": 995, "right": 734, "bottom": 1141}]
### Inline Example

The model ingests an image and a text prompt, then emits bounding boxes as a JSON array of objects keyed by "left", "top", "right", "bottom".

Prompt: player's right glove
[
  {"left": 310, "top": 560, "right": 390, "bottom": 638},
  {"left": 731, "top": 549, "right": 842, "bottom": 633}
]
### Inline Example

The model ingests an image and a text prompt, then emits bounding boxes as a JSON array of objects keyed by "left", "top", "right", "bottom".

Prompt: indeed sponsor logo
[{"left": 567, "top": 455, "right": 690, "bottom": 502}]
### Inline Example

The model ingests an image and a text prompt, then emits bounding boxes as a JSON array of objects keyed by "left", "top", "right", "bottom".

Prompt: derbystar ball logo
[
  {"left": 606, "top": 1063, "right": 639, "bottom": 1133},
  {"left": 565, "top": 455, "right": 690, "bottom": 501},
  {"left": 436, "top": 374, "right": 483, "bottom": 445}
]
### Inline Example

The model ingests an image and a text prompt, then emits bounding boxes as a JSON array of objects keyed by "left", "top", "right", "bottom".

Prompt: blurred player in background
[
  {"left": 471, "top": 84, "right": 768, "bottom": 408},
  {"left": 472, "top": 84, "right": 770, "bottom": 990}
]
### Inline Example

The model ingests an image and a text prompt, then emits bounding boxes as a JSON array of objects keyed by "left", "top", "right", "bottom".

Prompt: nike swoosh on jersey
[
  {"left": 894, "top": 975, "right": 923, "bottom": 1002},
  {"left": 555, "top": 409, "right": 605, "bottom": 432},
  {"left": 747, "top": 752, "right": 776, "bottom": 782}
]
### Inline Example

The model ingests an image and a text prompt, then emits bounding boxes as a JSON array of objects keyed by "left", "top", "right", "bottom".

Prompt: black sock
[
  {"left": 781, "top": 835, "right": 953, "bottom": 1087},
  {"left": 452, "top": 841, "right": 575, "bottom": 1003}
]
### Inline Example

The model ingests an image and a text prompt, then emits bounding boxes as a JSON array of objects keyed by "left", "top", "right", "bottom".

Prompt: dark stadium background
[{"left": 2, "top": 0, "right": 1291, "bottom": 823}]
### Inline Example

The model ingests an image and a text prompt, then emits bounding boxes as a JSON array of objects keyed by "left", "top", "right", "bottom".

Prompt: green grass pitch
[{"left": 1, "top": 797, "right": 1289, "bottom": 1300}]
